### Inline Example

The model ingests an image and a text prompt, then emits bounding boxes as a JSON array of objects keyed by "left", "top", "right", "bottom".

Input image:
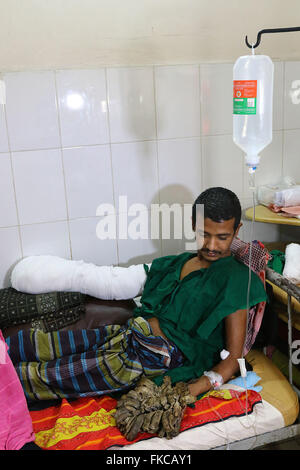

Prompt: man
[
  {"left": 7, "top": 187, "right": 267, "bottom": 401},
  {"left": 136, "top": 187, "right": 267, "bottom": 396}
]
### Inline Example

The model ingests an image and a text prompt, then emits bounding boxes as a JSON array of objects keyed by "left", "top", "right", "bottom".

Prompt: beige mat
[{"left": 246, "top": 349, "right": 299, "bottom": 426}]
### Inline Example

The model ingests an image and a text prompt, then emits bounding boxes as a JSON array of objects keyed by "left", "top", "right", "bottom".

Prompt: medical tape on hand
[{"left": 203, "top": 370, "right": 224, "bottom": 390}]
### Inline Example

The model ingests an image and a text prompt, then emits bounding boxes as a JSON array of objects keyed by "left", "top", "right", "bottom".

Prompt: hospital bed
[
  {"left": 4, "top": 291, "right": 299, "bottom": 450},
  {"left": 3, "top": 239, "right": 300, "bottom": 450}
]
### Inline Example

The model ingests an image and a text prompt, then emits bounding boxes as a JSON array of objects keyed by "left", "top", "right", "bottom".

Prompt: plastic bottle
[{"left": 233, "top": 52, "right": 274, "bottom": 174}]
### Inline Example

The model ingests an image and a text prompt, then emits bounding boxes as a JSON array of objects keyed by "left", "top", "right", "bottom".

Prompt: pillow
[{"left": 283, "top": 243, "right": 300, "bottom": 284}]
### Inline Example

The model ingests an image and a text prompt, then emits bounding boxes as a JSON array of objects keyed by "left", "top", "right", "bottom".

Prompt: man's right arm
[{"left": 188, "top": 308, "right": 247, "bottom": 397}]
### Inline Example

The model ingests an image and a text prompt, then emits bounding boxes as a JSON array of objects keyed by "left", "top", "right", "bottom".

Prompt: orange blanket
[{"left": 29, "top": 389, "right": 261, "bottom": 450}]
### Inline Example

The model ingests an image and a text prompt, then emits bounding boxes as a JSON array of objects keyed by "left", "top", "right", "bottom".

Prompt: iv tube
[{"left": 239, "top": 176, "right": 257, "bottom": 428}]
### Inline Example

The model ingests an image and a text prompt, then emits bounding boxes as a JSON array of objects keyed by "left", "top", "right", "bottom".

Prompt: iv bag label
[{"left": 233, "top": 80, "right": 257, "bottom": 114}]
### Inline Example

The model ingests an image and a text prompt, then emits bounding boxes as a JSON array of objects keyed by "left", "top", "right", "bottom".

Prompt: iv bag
[{"left": 233, "top": 54, "right": 274, "bottom": 171}]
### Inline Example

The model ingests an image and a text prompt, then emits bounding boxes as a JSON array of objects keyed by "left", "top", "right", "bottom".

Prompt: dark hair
[{"left": 192, "top": 187, "right": 241, "bottom": 232}]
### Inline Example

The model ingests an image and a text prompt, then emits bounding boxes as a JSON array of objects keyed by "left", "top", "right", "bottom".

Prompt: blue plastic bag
[{"left": 228, "top": 371, "right": 262, "bottom": 393}]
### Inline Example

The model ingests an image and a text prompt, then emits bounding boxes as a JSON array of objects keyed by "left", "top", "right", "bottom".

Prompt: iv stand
[
  {"left": 245, "top": 24, "right": 300, "bottom": 399},
  {"left": 245, "top": 26, "right": 300, "bottom": 49}
]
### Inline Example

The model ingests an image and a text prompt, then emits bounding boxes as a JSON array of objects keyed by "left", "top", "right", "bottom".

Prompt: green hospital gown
[{"left": 133, "top": 252, "right": 267, "bottom": 385}]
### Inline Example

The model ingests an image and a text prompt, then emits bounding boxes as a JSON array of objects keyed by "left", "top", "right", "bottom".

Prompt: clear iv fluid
[{"left": 233, "top": 54, "right": 274, "bottom": 172}]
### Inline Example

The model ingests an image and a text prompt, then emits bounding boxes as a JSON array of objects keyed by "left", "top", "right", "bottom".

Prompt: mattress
[{"left": 109, "top": 349, "right": 299, "bottom": 450}]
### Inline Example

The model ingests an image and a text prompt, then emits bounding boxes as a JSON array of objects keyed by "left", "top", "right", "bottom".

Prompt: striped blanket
[
  {"left": 29, "top": 388, "right": 262, "bottom": 450},
  {"left": 6, "top": 317, "right": 183, "bottom": 402}
]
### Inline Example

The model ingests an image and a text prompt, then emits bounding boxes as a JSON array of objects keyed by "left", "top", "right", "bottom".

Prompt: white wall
[
  {"left": 0, "top": 2, "right": 300, "bottom": 288},
  {"left": 1, "top": 0, "right": 300, "bottom": 71},
  {"left": 1, "top": 60, "right": 300, "bottom": 287}
]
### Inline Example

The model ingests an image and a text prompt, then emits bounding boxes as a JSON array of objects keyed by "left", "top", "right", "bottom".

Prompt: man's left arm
[{"left": 188, "top": 309, "right": 247, "bottom": 397}]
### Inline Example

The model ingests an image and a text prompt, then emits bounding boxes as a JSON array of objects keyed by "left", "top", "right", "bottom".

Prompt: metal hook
[{"left": 245, "top": 26, "right": 300, "bottom": 49}]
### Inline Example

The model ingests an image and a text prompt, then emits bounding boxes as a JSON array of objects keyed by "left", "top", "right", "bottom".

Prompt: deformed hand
[{"left": 114, "top": 376, "right": 196, "bottom": 441}]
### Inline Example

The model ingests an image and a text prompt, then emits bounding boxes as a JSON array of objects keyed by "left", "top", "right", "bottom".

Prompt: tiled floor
[{"left": 257, "top": 436, "right": 300, "bottom": 450}]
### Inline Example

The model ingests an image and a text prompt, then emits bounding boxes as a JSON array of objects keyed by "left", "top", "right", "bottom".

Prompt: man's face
[{"left": 195, "top": 217, "right": 241, "bottom": 262}]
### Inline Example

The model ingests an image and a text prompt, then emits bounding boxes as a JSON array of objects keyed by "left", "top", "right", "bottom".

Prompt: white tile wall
[
  {"left": 0, "top": 105, "right": 9, "bottom": 153},
  {"left": 202, "top": 134, "right": 244, "bottom": 200},
  {"left": 155, "top": 65, "right": 201, "bottom": 139},
  {"left": 0, "top": 153, "right": 18, "bottom": 227},
  {"left": 63, "top": 145, "right": 114, "bottom": 219},
  {"left": 56, "top": 69, "right": 110, "bottom": 147},
  {"left": 20, "top": 221, "right": 71, "bottom": 259},
  {"left": 111, "top": 140, "right": 159, "bottom": 211},
  {"left": 0, "top": 61, "right": 298, "bottom": 287},
  {"left": 69, "top": 217, "right": 118, "bottom": 265},
  {"left": 12, "top": 148, "right": 67, "bottom": 225},
  {"left": 5, "top": 71, "right": 60, "bottom": 151},
  {"left": 283, "top": 62, "right": 300, "bottom": 130},
  {"left": 0, "top": 227, "right": 22, "bottom": 287},
  {"left": 273, "top": 61, "right": 284, "bottom": 131},
  {"left": 160, "top": 202, "right": 196, "bottom": 256},
  {"left": 283, "top": 129, "right": 300, "bottom": 182},
  {"left": 118, "top": 236, "right": 161, "bottom": 266},
  {"left": 157, "top": 138, "right": 202, "bottom": 205},
  {"left": 117, "top": 210, "right": 161, "bottom": 265},
  {"left": 240, "top": 220, "right": 281, "bottom": 244},
  {"left": 200, "top": 63, "right": 233, "bottom": 136},
  {"left": 106, "top": 67, "right": 156, "bottom": 143}
]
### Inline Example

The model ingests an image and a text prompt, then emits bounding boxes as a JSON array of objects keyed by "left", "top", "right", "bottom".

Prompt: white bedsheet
[{"left": 109, "top": 385, "right": 284, "bottom": 451}]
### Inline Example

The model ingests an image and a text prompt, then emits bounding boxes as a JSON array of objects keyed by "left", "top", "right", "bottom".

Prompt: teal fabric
[
  {"left": 134, "top": 252, "right": 267, "bottom": 385},
  {"left": 267, "top": 250, "right": 285, "bottom": 275}
]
